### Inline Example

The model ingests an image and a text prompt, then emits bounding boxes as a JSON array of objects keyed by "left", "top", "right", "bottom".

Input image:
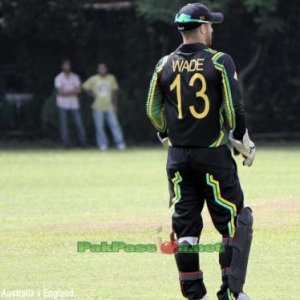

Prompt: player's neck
[{"left": 182, "top": 36, "right": 207, "bottom": 46}]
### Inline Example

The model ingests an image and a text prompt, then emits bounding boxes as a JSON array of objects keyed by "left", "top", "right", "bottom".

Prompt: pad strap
[
  {"left": 221, "top": 267, "right": 231, "bottom": 276},
  {"left": 180, "top": 270, "right": 203, "bottom": 281},
  {"left": 222, "top": 237, "right": 233, "bottom": 246}
]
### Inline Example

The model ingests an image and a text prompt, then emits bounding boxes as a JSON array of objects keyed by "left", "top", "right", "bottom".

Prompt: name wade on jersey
[{"left": 172, "top": 58, "right": 204, "bottom": 73}]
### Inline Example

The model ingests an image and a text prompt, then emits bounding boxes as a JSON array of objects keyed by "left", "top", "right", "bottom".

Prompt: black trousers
[{"left": 167, "top": 146, "right": 244, "bottom": 300}]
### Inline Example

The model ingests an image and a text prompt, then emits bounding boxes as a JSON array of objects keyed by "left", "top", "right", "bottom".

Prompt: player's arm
[
  {"left": 215, "top": 53, "right": 255, "bottom": 166},
  {"left": 216, "top": 53, "right": 246, "bottom": 139},
  {"left": 146, "top": 57, "right": 168, "bottom": 134}
]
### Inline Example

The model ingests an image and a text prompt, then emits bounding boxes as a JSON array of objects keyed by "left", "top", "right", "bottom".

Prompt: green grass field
[{"left": 0, "top": 146, "right": 299, "bottom": 299}]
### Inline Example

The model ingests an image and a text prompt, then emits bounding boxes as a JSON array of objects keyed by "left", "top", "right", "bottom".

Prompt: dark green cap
[{"left": 175, "top": 3, "right": 224, "bottom": 31}]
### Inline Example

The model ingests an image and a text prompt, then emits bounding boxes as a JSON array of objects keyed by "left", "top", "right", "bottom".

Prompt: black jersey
[{"left": 146, "top": 43, "right": 246, "bottom": 147}]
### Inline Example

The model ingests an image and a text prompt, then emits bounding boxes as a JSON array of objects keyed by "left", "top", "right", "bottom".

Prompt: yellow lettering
[
  {"left": 189, "top": 60, "right": 196, "bottom": 72},
  {"left": 172, "top": 60, "right": 180, "bottom": 72},
  {"left": 172, "top": 59, "right": 204, "bottom": 73},
  {"left": 189, "top": 73, "right": 210, "bottom": 119},
  {"left": 182, "top": 60, "right": 189, "bottom": 72},
  {"left": 170, "top": 73, "right": 210, "bottom": 120},
  {"left": 196, "top": 59, "right": 204, "bottom": 71}
]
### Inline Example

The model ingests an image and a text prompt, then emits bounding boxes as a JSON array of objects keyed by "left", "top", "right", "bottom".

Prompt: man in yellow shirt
[{"left": 83, "top": 63, "right": 126, "bottom": 150}]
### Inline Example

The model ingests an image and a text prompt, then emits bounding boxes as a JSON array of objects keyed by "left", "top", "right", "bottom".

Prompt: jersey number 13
[{"left": 170, "top": 73, "right": 210, "bottom": 120}]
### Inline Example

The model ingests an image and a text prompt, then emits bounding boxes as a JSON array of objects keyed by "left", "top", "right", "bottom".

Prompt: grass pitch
[{"left": 0, "top": 146, "right": 299, "bottom": 299}]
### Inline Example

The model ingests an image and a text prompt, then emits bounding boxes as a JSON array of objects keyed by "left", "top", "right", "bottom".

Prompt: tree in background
[
  {"left": 0, "top": 0, "right": 299, "bottom": 142},
  {"left": 137, "top": 0, "right": 299, "bottom": 135}
]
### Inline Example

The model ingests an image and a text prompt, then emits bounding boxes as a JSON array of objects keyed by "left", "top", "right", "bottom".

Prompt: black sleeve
[{"left": 217, "top": 54, "right": 246, "bottom": 140}]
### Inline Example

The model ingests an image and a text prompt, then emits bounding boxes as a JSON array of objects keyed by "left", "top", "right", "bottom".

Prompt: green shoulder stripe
[
  {"left": 212, "top": 51, "right": 224, "bottom": 62},
  {"left": 204, "top": 48, "right": 217, "bottom": 55},
  {"left": 211, "top": 53, "right": 236, "bottom": 130}
]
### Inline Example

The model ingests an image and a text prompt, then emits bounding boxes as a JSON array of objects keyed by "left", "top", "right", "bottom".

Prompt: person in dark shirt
[{"left": 146, "top": 3, "right": 256, "bottom": 300}]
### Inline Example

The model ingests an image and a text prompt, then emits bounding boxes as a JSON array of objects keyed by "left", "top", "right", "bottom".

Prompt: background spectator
[
  {"left": 54, "top": 59, "right": 86, "bottom": 148},
  {"left": 82, "top": 63, "right": 126, "bottom": 151}
]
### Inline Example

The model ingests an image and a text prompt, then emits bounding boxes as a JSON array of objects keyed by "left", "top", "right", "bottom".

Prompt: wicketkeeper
[{"left": 146, "top": 3, "right": 256, "bottom": 300}]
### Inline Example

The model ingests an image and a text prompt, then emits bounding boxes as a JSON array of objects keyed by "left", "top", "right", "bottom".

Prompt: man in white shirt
[{"left": 54, "top": 59, "right": 86, "bottom": 148}]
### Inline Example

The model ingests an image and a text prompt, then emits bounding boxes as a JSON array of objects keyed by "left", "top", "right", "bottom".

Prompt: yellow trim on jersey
[
  {"left": 212, "top": 51, "right": 224, "bottom": 62},
  {"left": 147, "top": 71, "right": 166, "bottom": 131},
  {"left": 206, "top": 174, "right": 237, "bottom": 237},
  {"left": 169, "top": 172, "right": 183, "bottom": 214},
  {"left": 146, "top": 56, "right": 169, "bottom": 132},
  {"left": 211, "top": 52, "right": 236, "bottom": 130}
]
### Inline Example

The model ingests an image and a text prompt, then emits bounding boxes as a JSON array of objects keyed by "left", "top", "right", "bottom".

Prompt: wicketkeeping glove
[
  {"left": 229, "top": 129, "right": 256, "bottom": 167},
  {"left": 157, "top": 131, "right": 169, "bottom": 148}
]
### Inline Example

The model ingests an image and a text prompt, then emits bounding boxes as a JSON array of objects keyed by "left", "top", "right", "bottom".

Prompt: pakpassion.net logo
[{"left": 77, "top": 240, "right": 224, "bottom": 254}]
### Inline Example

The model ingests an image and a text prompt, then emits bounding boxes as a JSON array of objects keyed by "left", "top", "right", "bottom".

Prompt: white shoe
[
  {"left": 237, "top": 293, "right": 250, "bottom": 300},
  {"left": 117, "top": 143, "right": 126, "bottom": 150}
]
